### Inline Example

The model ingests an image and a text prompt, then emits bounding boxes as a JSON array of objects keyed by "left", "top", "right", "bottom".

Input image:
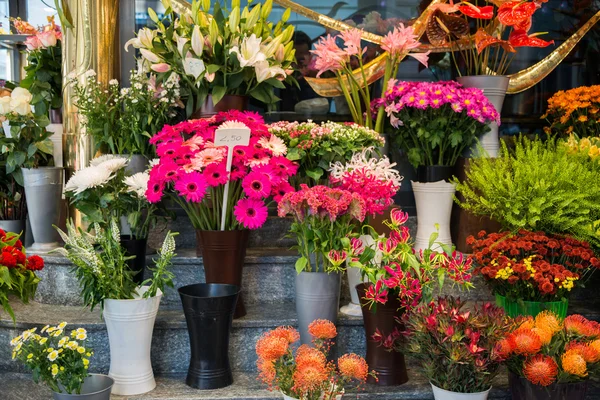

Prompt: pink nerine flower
[
  {"left": 311, "top": 34, "right": 345, "bottom": 77},
  {"left": 340, "top": 28, "right": 366, "bottom": 57},
  {"left": 381, "top": 24, "right": 430, "bottom": 67}
]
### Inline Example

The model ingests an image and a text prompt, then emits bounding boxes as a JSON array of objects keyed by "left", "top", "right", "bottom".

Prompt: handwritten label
[{"left": 214, "top": 128, "right": 251, "bottom": 147}]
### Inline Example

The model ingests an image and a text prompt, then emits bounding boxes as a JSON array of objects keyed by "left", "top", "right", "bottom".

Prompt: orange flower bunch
[
  {"left": 255, "top": 320, "right": 373, "bottom": 400},
  {"left": 543, "top": 85, "right": 600, "bottom": 137},
  {"left": 502, "top": 311, "right": 600, "bottom": 386}
]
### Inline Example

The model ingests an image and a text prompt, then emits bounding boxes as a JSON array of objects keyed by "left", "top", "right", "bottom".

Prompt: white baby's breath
[{"left": 329, "top": 147, "right": 403, "bottom": 189}]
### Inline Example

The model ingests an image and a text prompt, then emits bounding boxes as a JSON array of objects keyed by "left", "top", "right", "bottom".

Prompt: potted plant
[
  {"left": 454, "top": 137, "right": 600, "bottom": 250},
  {"left": 268, "top": 120, "right": 385, "bottom": 187},
  {"left": 256, "top": 319, "right": 373, "bottom": 399},
  {"left": 0, "top": 87, "right": 59, "bottom": 253},
  {"left": 423, "top": 1, "right": 553, "bottom": 156},
  {"left": 404, "top": 296, "right": 512, "bottom": 400},
  {"left": 468, "top": 229, "right": 600, "bottom": 319},
  {"left": 543, "top": 85, "right": 600, "bottom": 137},
  {"left": 278, "top": 185, "right": 367, "bottom": 345},
  {"left": 64, "top": 155, "right": 160, "bottom": 283},
  {"left": 375, "top": 80, "right": 499, "bottom": 252},
  {"left": 328, "top": 147, "right": 402, "bottom": 316},
  {"left": 129, "top": 0, "right": 296, "bottom": 117},
  {"left": 53, "top": 219, "right": 177, "bottom": 396},
  {"left": 0, "top": 230, "right": 44, "bottom": 322},
  {"left": 70, "top": 69, "right": 181, "bottom": 167},
  {"left": 147, "top": 110, "right": 297, "bottom": 318},
  {"left": 502, "top": 311, "right": 600, "bottom": 400},
  {"left": 346, "top": 209, "right": 474, "bottom": 386},
  {"left": 10, "top": 322, "right": 114, "bottom": 400}
]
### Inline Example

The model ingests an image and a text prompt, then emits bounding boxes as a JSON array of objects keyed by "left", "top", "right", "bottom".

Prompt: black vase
[
  {"left": 508, "top": 372, "right": 588, "bottom": 400},
  {"left": 178, "top": 283, "right": 239, "bottom": 390},
  {"left": 120, "top": 236, "right": 147, "bottom": 285},
  {"left": 416, "top": 165, "right": 454, "bottom": 182}
]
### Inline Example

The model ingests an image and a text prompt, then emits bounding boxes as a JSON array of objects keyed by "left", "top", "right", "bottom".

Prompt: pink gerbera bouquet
[{"left": 147, "top": 111, "right": 298, "bottom": 230}]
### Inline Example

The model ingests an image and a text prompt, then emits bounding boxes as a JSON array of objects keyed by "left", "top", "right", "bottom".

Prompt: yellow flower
[
  {"left": 39, "top": 338, "right": 48, "bottom": 345},
  {"left": 76, "top": 332, "right": 87, "bottom": 341},
  {"left": 27, "top": 353, "right": 33, "bottom": 359},
  {"left": 58, "top": 337, "right": 69, "bottom": 348},
  {"left": 41, "top": 325, "right": 49, "bottom": 333},
  {"left": 52, "top": 329, "right": 63, "bottom": 337},
  {"left": 14, "top": 342, "right": 22, "bottom": 352},
  {"left": 47, "top": 350, "right": 59, "bottom": 362},
  {"left": 77, "top": 347, "right": 85, "bottom": 354},
  {"left": 10, "top": 336, "right": 22, "bottom": 346},
  {"left": 589, "top": 145, "right": 600, "bottom": 159},
  {"left": 578, "top": 115, "right": 589, "bottom": 122},
  {"left": 67, "top": 341, "right": 79, "bottom": 350},
  {"left": 83, "top": 358, "right": 89, "bottom": 366},
  {"left": 58, "top": 322, "right": 67, "bottom": 330}
]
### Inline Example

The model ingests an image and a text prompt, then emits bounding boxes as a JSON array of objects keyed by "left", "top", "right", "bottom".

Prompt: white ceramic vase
[
  {"left": 103, "top": 286, "right": 162, "bottom": 396},
  {"left": 412, "top": 180, "right": 456, "bottom": 253},
  {"left": 340, "top": 235, "right": 379, "bottom": 317},
  {"left": 431, "top": 383, "right": 491, "bottom": 400},
  {"left": 281, "top": 390, "right": 343, "bottom": 400}
]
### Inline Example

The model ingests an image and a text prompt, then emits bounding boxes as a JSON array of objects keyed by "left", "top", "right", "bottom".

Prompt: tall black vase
[
  {"left": 120, "top": 236, "right": 147, "bottom": 285},
  {"left": 178, "top": 283, "right": 239, "bottom": 390}
]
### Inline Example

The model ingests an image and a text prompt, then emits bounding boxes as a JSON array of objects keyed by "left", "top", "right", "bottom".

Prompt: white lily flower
[
  {"left": 191, "top": 26, "right": 204, "bottom": 56},
  {"left": 140, "top": 48, "right": 161, "bottom": 63},
  {"left": 229, "top": 34, "right": 266, "bottom": 67}
]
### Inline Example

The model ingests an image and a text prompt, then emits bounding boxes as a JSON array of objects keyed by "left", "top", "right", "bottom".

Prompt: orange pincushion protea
[
  {"left": 564, "top": 315, "right": 600, "bottom": 337},
  {"left": 518, "top": 316, "right": 535, "bottom": 331},
  {"left": 308, "top": 319, "right": 337, "bottom": 340},
  {"left": 565, "top": 342, "right": 600, "bottom": 363},
  {"left": 562, "top": 349, "right": 588, "bottom": 377},
  {"left": 269, "top": 326, "right": 300, "bottom": 344},
  {"left": 497, "top": 337, "right": 516, "bottom": 358},
  {"left": 532, "top": 326, "right": 554, "bottom": 346},
  {"left": 296, "top": 345, "right": 327, "bottom": 366},
  {"left": 534, "top": 311, "right": 562, "bottom": 334},
  {"left": 256, "top": 335, "right": 290, "bottom": 362},
  {"left": 292, "top": 346, "right": 329, "bottom": 393},
  {"left": 511, "top": 329, "right": 543, "bottom": 355},
  {"left": 257, "top": 358, "right": 276, "bottom": 386},
  {"left": 337, "top": 353, "right": 369, "bottom": 382},
  {"left": 523, "top": 354, "right": 558, "bottom": 386},
  {"left": 590, "top": 339, "right": 600, "bottom": 354}
]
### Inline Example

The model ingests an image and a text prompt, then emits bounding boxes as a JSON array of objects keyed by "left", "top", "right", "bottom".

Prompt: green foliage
[
  {"left": 142, "top": 231, "right": 177, "bottom": 298},
  {"left": 454, "top": 137, "right": 600, "bottom": 248},
  {"left": 20, "top": 43, "right": 63, "bottom": 115}
]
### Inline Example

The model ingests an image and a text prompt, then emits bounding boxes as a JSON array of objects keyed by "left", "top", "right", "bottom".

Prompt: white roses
[{"left": 0, "top": 87, "right": 33, "bottom": 116}]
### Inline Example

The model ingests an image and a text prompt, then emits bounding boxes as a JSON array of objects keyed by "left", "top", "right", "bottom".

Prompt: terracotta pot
[
  {"left": 357, "top": 283, "right": 408, "bottom": 386},
  {"left": 197, "top": 229, "right": 249, "bottom": 319},
  {"left": 191, "top": 95, "right": 248, "bottom": 119}
]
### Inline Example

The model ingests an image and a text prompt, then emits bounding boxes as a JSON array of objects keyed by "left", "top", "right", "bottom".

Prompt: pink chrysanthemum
[
  {"left": 203, "top": 163, "right": 229, "bottom": 187},
  {"left": 174, "top": 172, "right": 208, "bottom": 203},
  {"left": 242, "top": 171, "right": 272, "bottom": 199},
  {"left": 234, "top": 198, "right": 268, "bottom": 229}
]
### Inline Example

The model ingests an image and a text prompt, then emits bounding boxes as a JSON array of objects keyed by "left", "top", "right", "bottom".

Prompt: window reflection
[{"left": 26, "top": 0, "right": 57, "bottom": 27}]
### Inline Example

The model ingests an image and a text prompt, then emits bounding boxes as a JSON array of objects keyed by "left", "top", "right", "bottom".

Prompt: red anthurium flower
[
  {"left": 497, "top": 1, "right": 537, "bottom": 26},
  {"left": 458, "top": 4, "right": 494, "bottom": 19},
  {"left": 508, "top": 29, "right": 554, "bottom": 48},
  {"left": 475, "top": 29, "right": 516, "bottom": 54},
  {"left": 514, "top": 17, "right": 532, "bottom": 32}
]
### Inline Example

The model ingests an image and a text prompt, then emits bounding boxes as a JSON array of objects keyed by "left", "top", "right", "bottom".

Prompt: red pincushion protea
[{"left": 523, "top": 354, "right": 558, "bottom": 386}]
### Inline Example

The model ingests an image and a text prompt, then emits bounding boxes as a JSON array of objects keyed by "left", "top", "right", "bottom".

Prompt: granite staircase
[{"left": 1, "top": 216, "right": 600, "bottom": 399}]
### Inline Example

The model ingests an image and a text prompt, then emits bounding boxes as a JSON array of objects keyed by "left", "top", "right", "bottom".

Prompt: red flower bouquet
[
  {"left": 468, "top": 230, "right": 600, "bottom": 302},
  {"left": 147, "top": 111, "right": 298, "bottom": 230},
  {"left": 0, "top": 229, "right": 44, "bottom": 321}
]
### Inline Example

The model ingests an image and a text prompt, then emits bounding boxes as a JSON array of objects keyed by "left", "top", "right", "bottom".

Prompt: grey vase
[
  {"left": 22, "top": 167, "right": 63, "bottom": 254},
  {"left": 52, "top": 374, "right": 114, "bottom": 400},
  {"left": 0, "top": 219, "right": 25, "bottom": 235},
  {"left": 117, "top": 154, "right": 148, "bottom": 175},
  {"left": 295, "top": 271, "right": 341, "bottom": 345}
]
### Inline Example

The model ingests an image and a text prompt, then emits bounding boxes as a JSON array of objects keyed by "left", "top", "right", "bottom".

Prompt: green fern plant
[{"left": 453, "top": 137, "right": 600, "bottom": 248}]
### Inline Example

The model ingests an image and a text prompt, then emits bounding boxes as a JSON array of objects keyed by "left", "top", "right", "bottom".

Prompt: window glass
[{"left": 26, "top": 0, "right": 57, "bottom": 28}]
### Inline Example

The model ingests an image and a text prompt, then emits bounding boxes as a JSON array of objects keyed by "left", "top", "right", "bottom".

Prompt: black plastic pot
[
  {"left": 120, "top": 236, "right": 147, "bottom": 285},
  {"left": 178, "top": 283, "right": 239, "bottom": 390},
  {"left": 509, "top": 372, "right": 588, "bottom": 400},
  {"left": 416, "top": 165, "right": 454, "bottom": 183}
]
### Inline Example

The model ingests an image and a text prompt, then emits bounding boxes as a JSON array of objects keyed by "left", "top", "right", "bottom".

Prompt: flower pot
[
  {"left": 357, "top": 282, "right": 409, "bottom": 386},
  {"left": 508, "top": 372, "right": 588, "bottom": 400},
  {"left": 116, "top": 154, "right": 148, "bottom": 175},
  {"left": 495, "top": 294, "right": 568, "bottom": 319},
  {"left": 412, "top": 180, "right": 456, "bottom": 253},
  {"left": 178, "top": 283, "right": 239, "bottom": 390},
  {"left": 417, "top": 165, "right": 454, "bottom": 183},
  {"left": 22, "top": 167, "right": 63, "bottom": 254},
  {"left": 103, "top": 286, "right": 162, "bottom": 395},
  {"left": 340, "top": 235, "right": 375, "bottom": 317},
  {"left": 52, "top": 374, "right": 114, "bottom": 400},
  {"left": 0, "top": 219, "right": 26, "bottom": 235},
  {"left": 120, "top": 235, "right": 147, "bottom": 285},
  {"left": 431, "top": 383, "right": 491, "bottom": 400},
  {"left": 192, "top": 94, "right": 248, "bottom": 118},
  {"left": 457, "top": 75, "right": 509, "bottom": 158},
  {"left": 198, "top": 229, "right": 249, "bottom": 319},
  {"left": 295, "top": 271, "right": 341, "bottom": 345}
]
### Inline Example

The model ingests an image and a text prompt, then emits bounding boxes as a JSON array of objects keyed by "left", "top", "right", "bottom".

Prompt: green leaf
[
  {"left": 35, "top": 139, "right": 54, "bottom": 155},
  {"left": 206, "top": 64, "right": 221, "bottom": 74},
  {"left": 306, "top": 168, "right": 323, "bottom": 181},
  {"left": 295, "top": 257, "right": 308, "bottom": 274},
  {"left": 211, "top": 86, "right": 227, "bottom": 106}
]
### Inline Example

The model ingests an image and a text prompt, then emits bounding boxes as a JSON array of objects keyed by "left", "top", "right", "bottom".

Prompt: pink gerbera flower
[
  {"left": 270, "top": 157, "right": 299, "bottom": 177},
  {"left": 156, "top": 142, "right": 181, "bottom": 158},
  {"left": 146, "top": 180, "right": 165, "bottom": 203},
  {"left": 174, "top": 172, "right": 208, "bottom": 203},
  {"left": 157, "top": 160, "right": 180, "bottom": 182},
  {"left": 247, "top": 150, "right": 270, "bottom": 167},
  {"left": 234, "top": 198, "right": 268, "bottom": 229},
  {"left": 242, "top": 171, "right": 272, "bottom": 199},
  {"left": 203, "top": 162, "right": 229, "bottom": 187},
  {"left": 193, "top": 147, "right": 225, "bottom": 168},
  {"left": 272, "top": 181, "right": 295, "bottom": 202}
]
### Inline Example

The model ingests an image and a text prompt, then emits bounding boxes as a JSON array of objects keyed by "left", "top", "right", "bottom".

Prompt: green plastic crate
[{"left": 495, "top": 294, "right": 569, "bottom": 319}]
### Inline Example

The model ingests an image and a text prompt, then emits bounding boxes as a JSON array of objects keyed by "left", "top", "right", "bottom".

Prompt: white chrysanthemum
[
  {"left": 219, "top": 120, "right": 248, "bottom": 129},
  {"left": 65, "top": 166, "right": 114, "bottom": 195},
  {"left": 124, "top": 172, "right": 150, "bottom": 197},
  {"left": 90, "top": 154, "right": 120, "bottom": 166},
  {"left": 95, "top": 157, "right": 129, "bottom": 173},
  {"left": 258, "top": 135, "right": 287, "bottom": 156}
]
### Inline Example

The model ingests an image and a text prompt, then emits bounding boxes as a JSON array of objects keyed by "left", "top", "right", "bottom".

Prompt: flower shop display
[
  {"left": 424, "top": 0, "right": 553, "bottom": 156},
  {"left": 268, "top": 120, "right": 384, "bottom": 186},
  {"left": 374, "top": 80, "right": 499, "bottom": 252},
  {"left": 454, "top": 137, "right": 600, "bottom": 250},
  {"left": 10, "top": 322, "right": 114, "bottom": 400},
  {"left": 70, "top": 69, "right": 181, "bottom": 161},
  {"left": 278, "top": 185, "right": 367, "bottom": 344},
  {"left": 178, "top": 283, "right": 239, "bottom": 390},
  {"left": 18, "top": 17, "right": 63, "bottom": 122},
  {"left": 404, "top": 297, "right": 511, "bottom": 400},
  {"left": 130, "top": 0, "right": 296, "bottom": 117},
  {"left": 502, "top": 311, "right": 600, "bottom": 400},
  {"left": 53, "top": 219, "right": 177, "bottom": 395},
  {"left": 469, "top": 230, "right": 600, "bottom": 319},
  {"left": 543, "top": 85, "right": 600, "bottom": 137},
  {"left": 310, "top": 24, "right": 429, "bottom": 131},
  {"left": 328, "top": 147, "right": 402, "bottom": 316},
  {"left": 0, "top": 230, "right": 44, "bottom": 322},
  {"left": 148, "top": 111, "right": 297, "bottom": 318},
  {"left": 0, "top": 87, "right": 60, "bottom": 252},
  {"left": 65, "top": 155, "right": 159, "bottom": 283},
  {"left": 347, "top": 209, "right": 474, "bottom": 386},
  {"left": 256, "top": 320, "right": 373, "bottom": 399}
]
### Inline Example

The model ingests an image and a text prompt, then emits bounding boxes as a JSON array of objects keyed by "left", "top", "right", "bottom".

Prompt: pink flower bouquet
[
  {"left": 147, "top": 111, "right": 298, "bottom": 230},
  {"left": 278, "top": 185, "right": 366, "bottom": 273}
]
